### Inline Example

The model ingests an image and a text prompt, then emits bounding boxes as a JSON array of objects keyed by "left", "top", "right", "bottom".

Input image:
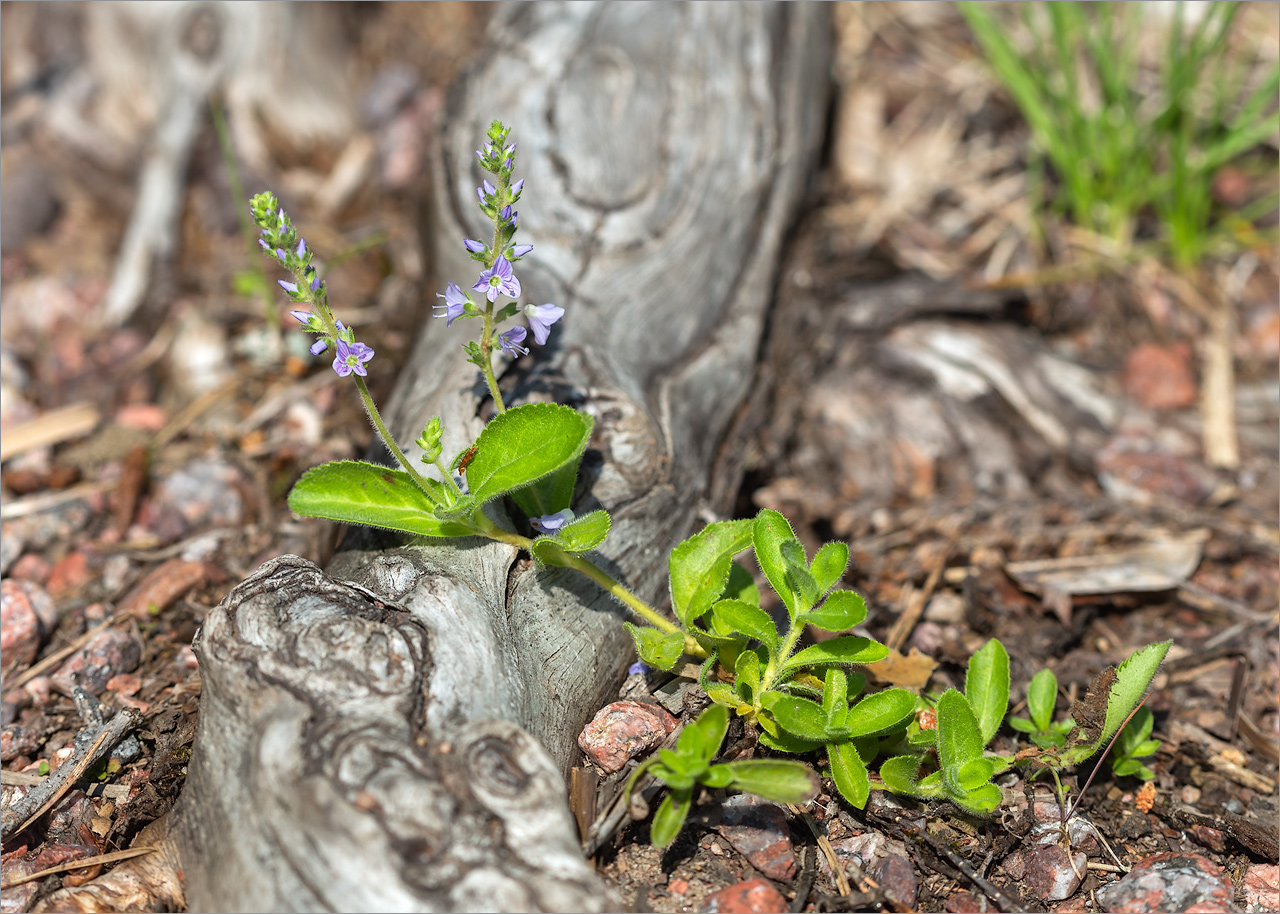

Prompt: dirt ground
[{"left": 1, "top": 3, "right": 1277, "bottom": 912}]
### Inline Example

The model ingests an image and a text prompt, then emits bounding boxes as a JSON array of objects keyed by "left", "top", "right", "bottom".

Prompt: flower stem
[
  {"left": 759, "top": 611, "right": 806, "bottom": 696},
  {"left": 353, "top": 376, "right": 442, "bottom": 501}
]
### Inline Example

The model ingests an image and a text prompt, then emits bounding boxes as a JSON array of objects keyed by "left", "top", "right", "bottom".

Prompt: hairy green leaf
[
  {"left": 877, "top": 755, "right": 923, "bottom": 795},
  {"left": 465, "top": 403, "right": 593, "bottom": 504},
  {"left": 668, "top": 519, "right": 753, "bottom": 628},
  {"left": 822, "top": 668, "right": 849, "bottom": 733},
  {"left": 753, "top": 509, "right": 803, "bottom": 619},
  {"left": 781, "top": 636, "right": 889, "bottom": 674},
  {"left": 529, "top": 509, "right": 610, "bottom": 565},
  {"left": 650, "top": 788, "right": 693, "bottom": 849},
  {"left": 936, "top": 689, "right": 984, "bottom": 795},
  {"left": 683, "top": 704, "right": 730, "bottom": 770},
  {"left": 965, "top": 638, "right": 1010, "bottom": 746},
  {"left": 511, "top": 463, "right": 577, "bottom": 522},
  {"left": 803, "top": 591, "right": 868, "bottom": 634},
  {"left": 762, "top": 694, "right": 829, "bottom": 742},
  {"left": 711, "top": 599, "right": 778, "bottom": 656},
  {"left": 288, "top": 461, "right": 475, "bottom": 537},
  {"left": 724, "top": 760, "right": 820, "bottom": 804},
  {"left": 723, "top": 561, "right": 760, "bottom": 605},
  {"left": 734, "top": 648, "right": 763, "bottom": 705},
  {"left": 845, "top": 688, "right": 917, "bottom": 738},
  {"left": 1027, "top": 668, "right": 1058, "bottom": 733},
  {"left": 827, "top": 740, "right": 870, "bottom": 809},
  {"left": 810, "top": 542, "right": 850, "bottom": 595},
  {"left": 626, "top": 624, "right": 684, "bottom": 672}
]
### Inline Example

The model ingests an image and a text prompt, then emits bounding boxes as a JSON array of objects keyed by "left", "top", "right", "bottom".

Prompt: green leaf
[
  {"left": 803, "top": 591, "right": 868, "bottom": 633},
  {"left": 650, "top": 788, "right": 693, "bottom": 849},
  {"left": 955, "top": 757, "right": 996, "bottom": 792},
  {"left": 878, "top": 755, "right": 923, "bottom": 795},
  {"left": 288, "top": 461, "right": 475, "bottom": 537},
  {"left": 965, "top": 639, "right": 1010, "bottom": 746},
  {"left": 529, "top": 510, "right": 610, "bottom": 564},
  {"left": 465, "top": 403, "right": 593, "bottom": 505},
  {"left": 1117, "top": 707, "right": 1155, "bottom": 754},
  {"left": 936, "top": 689, "right": 985, "bottom": 793},
  {"left": 650, "top": 759, "right": 696, "bottom": 791},
  {"left": 683, "top": 704, "right": 730, "bottom": 769},
  {"left": 827, "top": 740, "right": 870, "bottom": 808},
  {"left": 1027, "top": 668, "right": 1059, "bottom": 734},
  {"left": 780, "top": 540, "right": 820, "bottom": 613},
  {"left": 723, "top": 562, "right": 760, "bottom": 605},
  {"left": 752, "top": 509, "right": 803, "bottom": 619},
  {"left": 822, "top": 668, "right": 850, "bottom": 733},
  {"left": 844, "top": 688, "right": 917, "bottom": 738},
  {"left": 723, "top": 760, "right": 820, "bottom": 804},
  {"left": 710, "top": 599, "right": 778, "bottom": 656},
  {"left": 810, "top": 542, "right": 850, "bottom": 595},
  {"left": 1008, "top": 717, "right": 1038, "bottom": 735},
  {"left": 755, "top": 712, "right": 825, "bottom": 753},
  {"left": 626, "top": 624, "right": 684, "bottom": 672},
  {"left": 1066, "top": 641, "right": 1172, "bottom": 763},
  {"left": 668, "top": 520, "right": 753, "bottom": 628},
  {"left": 781, "top": 636, "right": 889, "bottom": 674},
  {"left": 763, "top": 694, "right": 829, "bottom": 742},
  {"left": 734, "top": 648, "right": 763, "bottom": 705},
  {"left": 954, "top": 783, "right": 1003, "bottom": 815},
  {"left": 702, "top": 765, "right": 735, "bottom": 789},
  {"left": 511, "top": 463, "right": 578, "bottom": 522}
]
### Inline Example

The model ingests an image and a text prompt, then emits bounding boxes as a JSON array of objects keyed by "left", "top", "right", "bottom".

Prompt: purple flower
[
  {"left": 628, "top": 661, "right": 650, "bottom": 676},
  {"left": 472, "top": 256, "right": 521, "bottom": 303},
  {"left": 279, "top": 280, "right": 298, "bottom": 294},
  {"left": 258, "top": 238, "right": 271, "bottom": 253},
  {"left": 463, "top": 238, "right": 485, "bottom": 253},
  {"left": 524, "top": 303, "right": 564, "bottom": 346},
  {"left": 511, "top": 178, "right": 524, "bottom": 194},
  {"left": 296, "top": 238, "right": 307, "bottom": 258},
  {"left": 434, "top": 281, "right": 468, "bottom": 327},
  {"left": 310, "top": 339, "right": 329, "bottom": 355},
  {"left": 498, "top": 326, "right": 528, "bottom": 358},
  {"left": 309, "top": 272, "right": 322, "bottom": 292},
  {"left": 503, "top": 157, "right": 513, "bottom": 171},
  {"left": 499, "top": 205, "right": 517, "bottom": 227},
  {"left": 289, "top": 309, "right": 312, "bottom": 326},
  {"left": 276, "top": 248, "right": 288, "bottom": 262},
  {"left": 508, "top": 243, "right": 533, "bottom": 258},
  {"left": 530, "top": 508, "right": 574, "bottom": 534},
  {"left": 332, "top": 335, "right": 375, "bottom": 377}
]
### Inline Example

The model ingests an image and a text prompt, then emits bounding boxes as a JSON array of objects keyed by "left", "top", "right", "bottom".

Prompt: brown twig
[
  {"left": 2, "top": 610, "right": 135, "bottom": 695},
  {"left": 0, "top": 846, "right": 158, "bottom": 889}
]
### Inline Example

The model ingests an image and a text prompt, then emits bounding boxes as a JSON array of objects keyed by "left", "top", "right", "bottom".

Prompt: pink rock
[
  {"left": 577, "top": 700, "right": 676, "bottom": 774},
  {"left": 871, "top": 853, "right": 918, "bottom": 910},
  {"left": 944, "top": 891, "right": 989, "bottom": 913},
  {"left": 1, "top": 579, "right": 55, "bottom": 678},
  {"left": 699, "top": 878, "right": 787, "bottom": 914},
  {"left": 1096, "top": 852, "right": 1233, "bottom": 913},
  {"left": 1023, "top": 844, "right": 1087, "bottom": 903},
  {"left": 1244, "top": 864, "right": 1279, "bottom": 913},
  {"left": 51, "top": 627, "right": 142, "bottom": 696},
  {"left": 8, "top": 553, "right": 50, "bottom": 585},
  {"left": 718, "top": 795, "right": 796, "bottom": 882},
  {"left": 114, "top": 403, "right": 168, "bottom": 431},
  {"left": 47, "top": 550, "right": 92, "bottom": 599},
  {"left": 1122, "top": 343, "right": 1196, "bottom": 410},
  {"left": 819, "top": 832, "right": 915, "bottom": 907}
]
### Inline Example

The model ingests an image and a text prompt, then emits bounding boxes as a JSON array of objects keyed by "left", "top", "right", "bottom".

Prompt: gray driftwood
[{"left": 40, "top": 3, "right": 831, "bottom": 912}]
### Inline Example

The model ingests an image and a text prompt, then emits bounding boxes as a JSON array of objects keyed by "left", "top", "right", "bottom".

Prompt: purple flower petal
[
  {"left": 310, "top": 339, "right": 329, "bottom": 355},
  {"left": 296, "top": 238, "right": 307, "bottom": 258},
  {"left": 524, "top": 303, "right": 564, "bottom": 346},
  {"left": 498, "top": 326, "right": 528, "bottom": 358},
  {"left": 628, "top": 661, "right": 650, "bottom": 676},
  {"left": 289, "top": 309, "right": 312, "bottom": 325},
  {"left": 530, "top": 508, "right": 574, "bottom": 534},
  {"left": 278, "top": 280, "right": 298, "bottom": 294},
  {"left": 258, "top": 238, "right": 271, "bottom": 252},
  {"left": 310, "top": 273, "right": 322, "bottom": 292},
  {"left": 483, "top": 179, "right": 496, "bottom": 196},
  {"left": 463, "top": 238, "right": 485, "bottom": 253},
  {"left": 434, "top": 281, "right": 468, "bottom": 327},
  {"left": 511, "top": 178, "right": 524, "bottom": 194},
  {"left": 509, "top": 243, "right": 533, "bottom": 258}
]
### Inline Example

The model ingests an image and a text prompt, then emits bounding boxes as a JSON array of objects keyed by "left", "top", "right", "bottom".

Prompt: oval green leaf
[
  {"left": 650, "top": 788, "right": 693, "bottom": 849},
  {"left": 752, "top": 510, "right": 802, "bottom": 619},
  {"left": 724, "top": 760, "right": 820, "bottom": 804},
  {"left": 827, "top": 739, "right": 870, "bottom": 809},
  {"left": 781, "top": 636, "right": 889, "bottom": 674},
  {"left": 802, "top": 591, "right": 868, "bottom": 633},
  {"left": 764, "top": 695, "right": 829, "bottom": 742},
  {"left": 625, "top": 623, "right": 684, "bottom": 672},
  {"left": 465, "top": 403, "right": 593, "bottom": 505},
  {"left": 964, "top": 638, "right": 1010, "bottom": 747},
  {"left": 668, "top": 519, "right": 753, "bottom": 628},
  {"left": 288, "top": 461, "right": 475, "bottom": 537},
  {"left": 845, "top": 688, "right": 917, "bottom": 738},
  {"left": 810, "top": 542, "right": 850, "bottom": 594},
  {"left": 711, "top": 599, "right": 778, "bottom": 655}
]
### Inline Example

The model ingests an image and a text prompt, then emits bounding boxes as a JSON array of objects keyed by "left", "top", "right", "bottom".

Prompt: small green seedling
[
  {"left": 1009, "top": 668, "right": 1075, "bottom": 750},
  {"left": 626, "top": 704, "right": 819, "bottom": 849},
  {"left": 1110, "top": 706, "right": 1161, "bottom": 781}
]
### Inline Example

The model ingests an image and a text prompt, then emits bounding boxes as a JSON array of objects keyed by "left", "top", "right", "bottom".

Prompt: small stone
[
  {"left": 1095, "top": 852, "right": 1233, "bottom": 913},
  {"left": 944, "top": 891, "right": 989, "bottom": 913},
  {"left": 105, "top": 673, "right": 142, "bottom": 696},
  {"left": 138, "top": 458, "right": 246, "bottom": 541},
  {"left": 718, "top": 795, "right": 797, "bottom": 882},
  {"left": 1, "top": 579, "right": 55, "bottom": 678},
  {"left": 1243, "top": 864, "right": 1279, "bottom": 913},
  {"left": 1, "top": 725, "right": 42, "bottom": 762},
  {"left": 1190, "top": 824, "right": 1225, "bottom": 852},
  {"left": 51, "top": 627, "right": 142, "bottom": 696},
  {"left": 577, "top": 700, "right": 676, "bottom": 774},
  {"left": 870, "top": 853, "right": 918, "bottom": 910},
  {"left": 669, "top": 877, "right": 690, "bottom": 895},
  {"left": 1096, "top": 426, "right": 1211, "bottom": 506},
  {"left": 119, "top": 558, "right": 206, "bottom": 619},
  {"left": 1122, "top": 343, "right": 1196, "bottom": 410},
  {"left": 114, "top": 403, "right": 168, "bottom": 432},
  {"left": 699, "top": 878, "right": 787, "bottom": 914},
  {"left": 1023, "top": 844, "right": 1087, "bottom": 903},
  {"left": 8, "top": 552, "right": 51, "bottom": 585},
  {"left": 47, "top": 550, "right": 92, "bottom": 599}
]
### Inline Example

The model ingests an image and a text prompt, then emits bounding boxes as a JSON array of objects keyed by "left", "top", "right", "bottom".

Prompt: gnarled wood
[{"left": 59, "top": 4, "right": 831, "bottom": 911}]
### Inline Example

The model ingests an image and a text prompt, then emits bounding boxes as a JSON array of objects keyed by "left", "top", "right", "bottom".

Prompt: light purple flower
[
  {"left": 289, "top": 309, "right": 312, "bottom": 326},
  {"left": 309, "top": 272, "right": 322, "bottom": 292},
  {"left": 310, "top": 339, "right": 328, "bottom": 355},
  {"left": 463, "top": 238, "right": 485, "bottom": 253},
  {"left": 332, "top": 335, "right": 375, "bottom": 377},
  {"left": 258, "top": 238, "right": 271, "bottom": 253},
  {"left": 498, "top": 326, "right": 528, "bottom": 358},
  {"left": 628, "top": 661, "right": 650, "bottom": 676},
  {"left": 472, "top": 256, "right": 521, "bottom": 303},
  {"left": 508, "top": 243, "right": 533, "bottom": 258},
  {"left": 434, "top": 281, "right": 468, "bottom": 327},
  {"left": 499, "top": 205, "right": 517, "bottom": 227},
  {"left": 276, "top": 248, "right": 288, "bottom": 262},
  {"left": 296, "top": 238, "right": 307, "bottom": 258},
  {"left": 278, "top": 280, "right": 298, "bottom": 294},
  {"left": 503, "top": 157, "right": 513, "bottom": 171},
  {"left": 524, "top": 303, "right": 564, "bottom": 346},
  {"left": 530, "top": 507, "right": 574, "bottom": 534},
  {"left": 511, "top": 178, "right": 524, "bottom": 194}
]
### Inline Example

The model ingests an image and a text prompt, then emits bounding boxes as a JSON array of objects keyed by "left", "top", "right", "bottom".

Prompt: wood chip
[{"left": 0, "top": 403, "right": 100, "bottom": 462}]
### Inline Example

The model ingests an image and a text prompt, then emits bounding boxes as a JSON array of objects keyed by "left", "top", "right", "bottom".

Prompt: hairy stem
[{"left": 353, "top": 377, "right": 442, "bottom": 501}]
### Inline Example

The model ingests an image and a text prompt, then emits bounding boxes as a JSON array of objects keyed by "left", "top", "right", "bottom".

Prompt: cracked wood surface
[{"left": 44, "top": 4, "right": 831, "bottom": 911}]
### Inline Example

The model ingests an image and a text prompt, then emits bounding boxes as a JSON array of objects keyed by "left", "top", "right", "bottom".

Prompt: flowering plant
[{"left": 254, "top": 120, "right": 1170, "bottom": 848}]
